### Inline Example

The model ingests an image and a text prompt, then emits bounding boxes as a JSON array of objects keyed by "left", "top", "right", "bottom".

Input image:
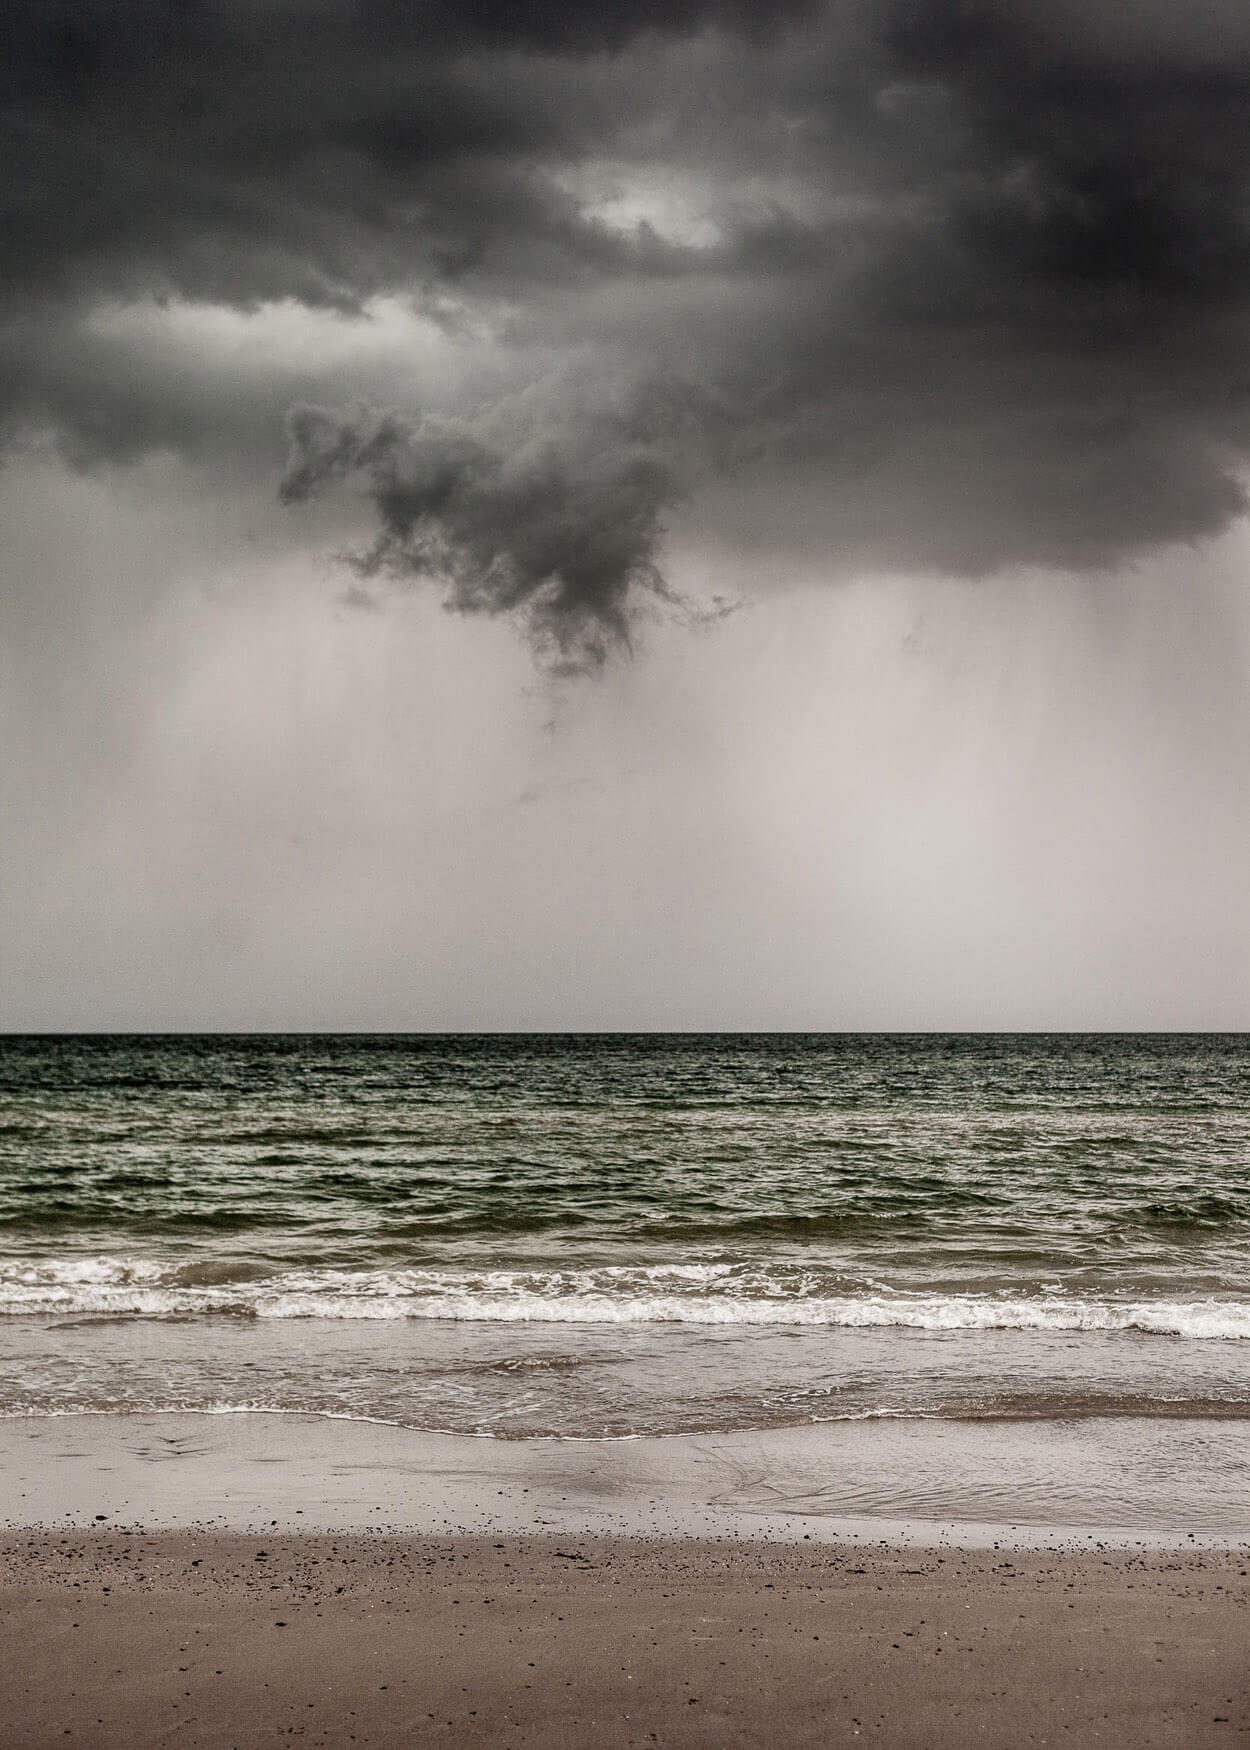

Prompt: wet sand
[
  {"left": 4, "top": 1411, "right": 1249, "bottom": 1544},
  {"left": 1, "top": 1531, "right": 1247, "bottom": 1748}
]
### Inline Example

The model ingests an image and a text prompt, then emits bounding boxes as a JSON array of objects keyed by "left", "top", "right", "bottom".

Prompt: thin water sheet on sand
[{"left": 2, "top": 1410, "right": 1248, "bottom": 1545}]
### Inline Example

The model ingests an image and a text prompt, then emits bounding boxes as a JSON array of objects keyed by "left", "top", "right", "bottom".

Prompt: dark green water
[{"left": 1, "top": 1034, "right": 1248, "bottom": 1435}]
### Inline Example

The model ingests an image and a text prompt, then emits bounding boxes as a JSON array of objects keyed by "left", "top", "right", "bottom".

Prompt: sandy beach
[
  {"left": 2, "top": 1530, "right": 1246, "bottom": 1748},
  {"left": 0, "top": 1412, "right": 1246, "bottom": 1746}
]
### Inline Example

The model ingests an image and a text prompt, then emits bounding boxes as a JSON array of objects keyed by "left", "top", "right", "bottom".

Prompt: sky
[{"left": 3, "top": 0, "right": 1250, "bottom": 1029}]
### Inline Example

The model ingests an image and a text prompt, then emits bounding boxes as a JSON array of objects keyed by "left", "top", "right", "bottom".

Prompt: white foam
[
  {"left": 1, "top": 1257, "right": 1248, "bottom": 1338},
  {"left": 251, "top": 1290, "right": 1250, "bottom": 1339}
]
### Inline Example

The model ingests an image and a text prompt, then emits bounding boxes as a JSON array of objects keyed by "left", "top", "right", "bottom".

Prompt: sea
[{"left": 1, "top": 1034, "right": 1248, "bottom": 1448}]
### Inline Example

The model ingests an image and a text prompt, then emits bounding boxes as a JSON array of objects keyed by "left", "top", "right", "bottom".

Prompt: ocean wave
[
  {"left": 0, "top": 1256, "right": 1248, "bottom": 1337},
  {"left": 248, "top": 1291, "right": 1250, "bottom": 1339}
]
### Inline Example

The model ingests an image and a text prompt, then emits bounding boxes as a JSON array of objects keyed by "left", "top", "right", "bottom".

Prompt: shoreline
[{"left": 2, "top": 1409, "right": 1248, "bottom": 1549}]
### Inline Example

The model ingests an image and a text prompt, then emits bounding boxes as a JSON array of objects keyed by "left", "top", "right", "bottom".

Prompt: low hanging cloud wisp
[{"left": 280, "top": 387, "right": 688, "bottom": 669}]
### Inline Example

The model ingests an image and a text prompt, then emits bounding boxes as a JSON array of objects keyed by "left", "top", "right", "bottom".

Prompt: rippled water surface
[{"left": 1, "top": 1034, "right": 1248, "bottom": 1435}]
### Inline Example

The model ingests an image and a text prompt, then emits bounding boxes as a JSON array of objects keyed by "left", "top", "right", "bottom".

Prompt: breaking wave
[{"left": 2, "top": 1257, "right": 1248, "bottom": 1339}]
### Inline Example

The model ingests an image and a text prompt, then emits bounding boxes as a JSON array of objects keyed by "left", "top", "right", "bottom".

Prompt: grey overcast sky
[{"left": 3, "top": 0, "right": 1250, "bottom": 1028}]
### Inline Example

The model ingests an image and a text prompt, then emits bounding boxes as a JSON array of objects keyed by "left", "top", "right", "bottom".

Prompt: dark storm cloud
[
  {"left": 280, "top": 382, "right": 687, "bottom": 668},
  {"left": 8, "top": 0, "right": 1250, "bottom": 650}
]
